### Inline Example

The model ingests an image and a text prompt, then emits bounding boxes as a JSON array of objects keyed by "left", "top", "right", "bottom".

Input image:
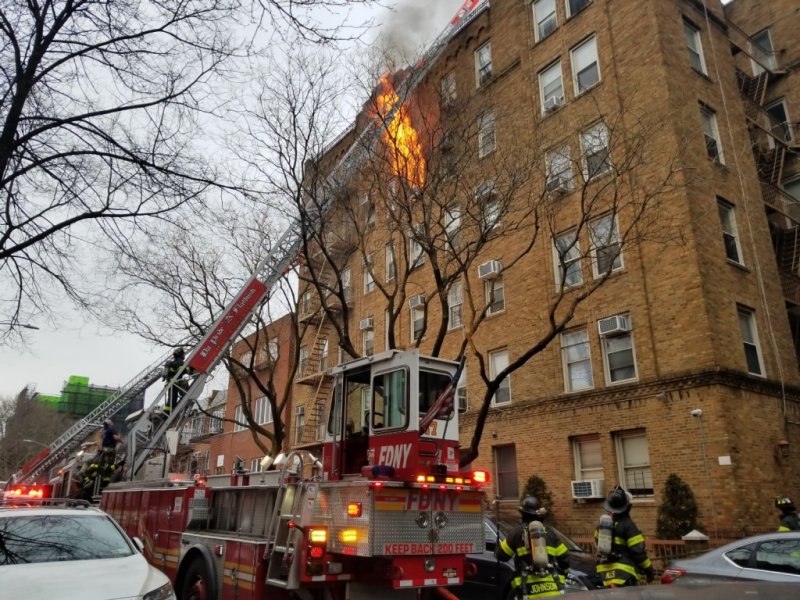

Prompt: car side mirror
[{"left": 132, "top": 536, "right": 144, "bottom": 553}]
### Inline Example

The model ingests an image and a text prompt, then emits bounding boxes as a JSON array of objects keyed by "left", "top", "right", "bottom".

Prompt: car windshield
[
  {"left": 0, "top": 514, "right": 134, "bottom": 564},
  {"left": 492, "top": 517, "right": 587, "bottom": 553}
]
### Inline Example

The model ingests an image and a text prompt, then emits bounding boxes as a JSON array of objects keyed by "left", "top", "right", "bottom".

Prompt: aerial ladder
[{"left": 15, "top": 0, "right": 489, "bottom": 488}]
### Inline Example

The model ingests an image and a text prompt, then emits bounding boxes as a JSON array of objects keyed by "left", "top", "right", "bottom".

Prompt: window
[
  {"left": 572, "top": 436, "right": 603, "bottom": 480},
  {"left": 700, "top": 104, "right": 724, "bottom": 164},
  {"left": 478, "top": 110, "right": 496, "bottom": 158},
  {"left": 562, "top": 328, "right": 593, "bottom": 391},
  {"left": 751, "top": 28, "right": 777, "bottom": 74},
  {"left": 254, "top": 396, "right": 273, "bottom": 425},
  {"left": 298, "top": 345, "right": 309, "bottom": 376},
  {"left": 614, "top": 430, "right": 653, "bottom": 496},
  {"left": 457, "top": 365, "right": 468, "bottom": 412},
  {"left": 210, "top": 409, "right": 224, "bottom": 434},
  {"left": 477, "top": 181, "right": 500, "bottom": 232},
  {"left": 448, "top": 280, "right": 463, "bottom": 329},
  {"left": 589, "top": 214, "right": 622, "bottom": 276},
  {"left": 539, "top": 61, "right": 564, "bottom": 115},
  {"left": 489, "top": 348, "right": 510, "bottom": 405},
  {"left": 554, "top": 231, "right": 582, "bottom": 288},
  {"left": 363, "top": 254, "right": 375, "bottom": 293},
  {"left": 385, "top": 243, "right": 396, "bottom": 281},
  {"left": 566, "top": 0, "right": 590, "bottom": 18},
  {"left": 409, "top": 225, "right": 424, "bottom": 268},
  {"left": 294, "top": 406, "right": 305, "bottom": 444},
  {"left": 581, "top": 121, "right": 611, "bottom": 180},
  {"left": 546, "top": 146, "right": 572, "bottom": 192},
  {"left": 342, "top": 266, "right": 352, "bottom": 302},
  {"left": 601, "top": 319, "right": 637, "bottom": 383},
  {"left": 485, "top": 276, "right": 505, "bottom": 315},
  {"left": 411, "top": 304, "right": 425, "bottom": 342},
  {"left": 738, "top": 306, "right": 764, "bottom": 376},
  {"left": 533, "top": 0, "right": 557, "bottom": 42},
  {"left": 372, "top": 368, "right": 407, "bottom": 429},
  {"left": 366, "top": 203, "right": 376, "bottom": 229},
  {"left": 765, "top": 99, "right": 793, "bottom": 143},
  {"left": 571, "top": 35, "right": 600, "bottom": 94},
  {"left": 250, "top": 458, "right": 261, "bottom": 473},
  {"left": 494, "top": 445, "right": 519, "bottom": 499},
  {"left": 234, "top": 405, "right": 246, "bottom": 432},
  {"left": 362, "top": 327, "right": 374, "bottom": 357},
  {"left": 475, "top": 42, "right": 493, "bottom": 86},
  {"left": 300, "top": 290, "right": 312, "bottom": 316},
  {"left": 445, "top": 206, "right": 462, "bottom": 251},
  {"left": 784, "top": 176, "right": 800, "bottom": 202},
  {"left": 717, "top": 199, "right": 743, "bottom": 264},
  {"left": 441, "top": 71, "right": 457, "bottom": 105},
  {"left": 319, "top": 337, "right": 329, "bottom": 371},
  {"left": 752, "top": 539, "right": 800, "bottom": 575},
  {"left": 683, "top": 20, "right": 706, "bottom": 74},
  {"left": 268, "top": 336, "right": 279, "bottom": 363}
]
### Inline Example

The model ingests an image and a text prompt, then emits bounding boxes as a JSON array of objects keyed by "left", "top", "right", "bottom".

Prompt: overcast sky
[{"left": 0, "top": 0, "right": 466, "bottom": 400}]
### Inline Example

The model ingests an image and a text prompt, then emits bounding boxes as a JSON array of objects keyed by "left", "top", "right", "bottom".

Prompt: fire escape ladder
[{"left": 265, "top": 452, "right": 307, "bottom": 589}]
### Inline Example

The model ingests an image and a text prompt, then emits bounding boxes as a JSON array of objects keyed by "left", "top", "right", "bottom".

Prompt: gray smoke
[{"left": 377, "top": 0, "right": 466, "bottom": 62}]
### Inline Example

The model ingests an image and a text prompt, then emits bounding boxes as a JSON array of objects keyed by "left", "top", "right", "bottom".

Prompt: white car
[{"left": 0, "top": 502, "right": 175, "bottom": 600}]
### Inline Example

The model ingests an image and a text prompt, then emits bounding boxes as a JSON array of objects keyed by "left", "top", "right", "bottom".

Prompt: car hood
[{"left": 0, "top": 553, "right": 170, "bottom": 599}]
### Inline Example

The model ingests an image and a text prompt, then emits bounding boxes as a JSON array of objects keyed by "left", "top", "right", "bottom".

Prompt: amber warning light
[{"left": 347, "top": 502, "right": 362, "bottom": 517}]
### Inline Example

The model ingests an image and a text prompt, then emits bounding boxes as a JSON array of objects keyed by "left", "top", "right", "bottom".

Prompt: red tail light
[
  {"left": 306, "top": 527, "right": 328, "bottom": 576},
  {"left": 660, "top": 568, "right": 685, "bottom": 584}
]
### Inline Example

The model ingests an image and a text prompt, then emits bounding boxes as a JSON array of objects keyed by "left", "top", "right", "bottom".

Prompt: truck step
[{"left": 266, "top": 578, "right": 289, "bottom": 589}]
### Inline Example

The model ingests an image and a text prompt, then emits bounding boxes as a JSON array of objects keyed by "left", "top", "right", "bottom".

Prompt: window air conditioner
[
  {"left": 598, "top": 314, "right": 631, "bottom": 337},
  {"left": 543, "top": 95, "right": 565, "bottom": 113},
  {"left": 571, "top": 479, "right": 605, "bottom": 500},
  {"left": 477, "top": 259, "right": 503, "bottom": 280},
  {"left": 359, "top": 317, "right": 374, "bottom": 331},
  {"left": 409, "top": 294, "right": 426, "bottom": 309}
]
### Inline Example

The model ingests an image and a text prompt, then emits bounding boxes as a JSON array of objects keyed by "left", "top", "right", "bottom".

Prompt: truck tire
[{"left": 180, "top": 557, "right": 215, "bottom": 600}]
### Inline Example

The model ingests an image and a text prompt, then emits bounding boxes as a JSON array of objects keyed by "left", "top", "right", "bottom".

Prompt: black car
[{"left": 453, "top": 516, "right": 599, "bottom": 600}]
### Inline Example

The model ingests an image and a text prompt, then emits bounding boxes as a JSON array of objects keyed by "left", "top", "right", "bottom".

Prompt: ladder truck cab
[{"left": 101, "top": 349, "right": 487, "bottom": 600}]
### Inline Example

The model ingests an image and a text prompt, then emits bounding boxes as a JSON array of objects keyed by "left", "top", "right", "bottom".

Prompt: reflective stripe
[
  {"left": 627, "top": 534, "right": 645, "bottom": 547},
  {"left": 597, "top": 561, "right": 638, "bottom": 578},
  {"left": 499, "top": 538, "right": 514, "bottom": 559},
  {"left": 549, "top": 542, "right": 568, "bottom": 557},
  {"left": 640, "top": 558, "right": 652, "bottom": 569},
  {"left": 779, "top": 525, "right": 792, "bottom": 532}
]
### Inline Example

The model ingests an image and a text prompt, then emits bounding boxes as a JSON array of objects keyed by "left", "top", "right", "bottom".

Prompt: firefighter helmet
[
  {"left": 775, "top": 495, "right": 796, "bottom": 513},
  {"left": 604, "top": 485, "right": 632, "bottom": 514},
  {"left": 519, "top": 495, "right": 544, "bottom": 518},
  {"left": 173, "top": 347, "right": 185, "bottom": 358},
  {"left": 104, "top": 418, "right": 113, "bottom": 427}
]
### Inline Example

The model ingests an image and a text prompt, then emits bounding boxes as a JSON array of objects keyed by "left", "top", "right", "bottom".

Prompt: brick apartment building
[
  {"left": 204, "top": 313, "right": 296, "bottom": 475},
  {"left": 207, "top": 0, "right": 800, "bottom": 541}
]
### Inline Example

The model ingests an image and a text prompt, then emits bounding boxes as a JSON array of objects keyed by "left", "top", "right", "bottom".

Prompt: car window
[
  {"left": 726, "top": 544, "right": 754, "bottom": 568},
  {"left": 550, "top": 525, "right": 588, "bottom": 553},
  {"left": 0, "top": 514, "right": 134, "bottom": 564},
  {"left": 754, "top": 539, "right": 800, "bottom": 575}
]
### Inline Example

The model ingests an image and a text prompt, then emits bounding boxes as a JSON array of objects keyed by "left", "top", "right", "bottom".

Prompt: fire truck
[{"left": 100, "top": 349, "right": 487, "bottom": 600}]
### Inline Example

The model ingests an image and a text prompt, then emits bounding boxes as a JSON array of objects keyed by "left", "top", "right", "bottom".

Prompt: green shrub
[{"left": 656, "top": 474, "right": 700, "bottom": 539}]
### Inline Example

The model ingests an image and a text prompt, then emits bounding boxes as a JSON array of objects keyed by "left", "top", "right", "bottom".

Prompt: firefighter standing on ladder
[
  {"left": 496, "top": 496, "right": 570, "bottom": 598},
  {"left": 162, "top": 348, "right": 193, "bottom": 415}
]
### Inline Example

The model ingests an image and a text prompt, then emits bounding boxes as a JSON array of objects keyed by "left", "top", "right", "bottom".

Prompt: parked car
[
  {"left": 661, "top": 531, "right": 800, "bottom": 585},
  {"left": 0, "top": 500, "right": 175, "bottom": 599},
  {"left": 453, "top": 516, "right": 599, "bottom": 600},
  {"left": 577, "top": 581, "right": 800, "bottom": 599}
]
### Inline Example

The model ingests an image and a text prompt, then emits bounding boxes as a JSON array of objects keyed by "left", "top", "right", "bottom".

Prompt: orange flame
[{"left": 376, "top": 75, "right": 426, "bottom": 189}]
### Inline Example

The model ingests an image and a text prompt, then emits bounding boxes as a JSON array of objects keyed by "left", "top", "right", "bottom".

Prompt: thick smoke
[{"left": 377, "top": 0, "right": 467, "bottom": 62}]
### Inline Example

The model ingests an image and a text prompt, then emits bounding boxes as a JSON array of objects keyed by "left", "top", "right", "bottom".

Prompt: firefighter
[
  {"left": 495, "top": 496, "right": 570, "bottom": 598},
  {"left": 101, "top": 418, "right": 122, "bottom": 451},
  {"left": 162, "top": 347, "right": 194, "bottom": 415},
  {"left": 776, "top": 495, "right": 800, "bottom": 531},
  {"left": 595, "top": 485, "right": 655, "bottom": 587}
]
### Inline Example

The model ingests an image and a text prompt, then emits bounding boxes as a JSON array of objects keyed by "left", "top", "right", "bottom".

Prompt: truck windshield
[{"left": 0, "top": 514, "right": 134, "bottom": 564}]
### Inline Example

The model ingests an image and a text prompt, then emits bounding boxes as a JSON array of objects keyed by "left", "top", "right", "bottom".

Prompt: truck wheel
[{"left": 181, "top": 557, "right": 214, "bottom": 600}]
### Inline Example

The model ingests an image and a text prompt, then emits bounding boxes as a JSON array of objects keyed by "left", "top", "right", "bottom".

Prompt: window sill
[
  {"left": 691, "top": 67, "right": 712, "bottom": 81},
  {"left": 591, "top": 267, "right": 624, "bottom": 281},
  {"left": 727, "top": 259, "right": 750, "bottom": 272},
  {"left": 478, "top": 148, "right": 496, "bottom": 160},
  {"left": 574, "top": 80, "right": 602, "bottom": 100},
  {"left": 605, "top": 377, "right": 638, "bottom": 387},
  {"left": 486, "top": 309, "right": 506, "bottom": 319}
]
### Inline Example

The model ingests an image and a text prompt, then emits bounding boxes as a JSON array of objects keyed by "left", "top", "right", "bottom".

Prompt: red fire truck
[{"left": 101, "top": 349, "right": 487, "bottom": 600}]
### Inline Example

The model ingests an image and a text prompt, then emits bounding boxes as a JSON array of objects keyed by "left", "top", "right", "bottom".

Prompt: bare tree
[
  {"left": 287, "top": 52, "right": 687, "bottom": 466},
  {"left": 0, "top": 0, "right": 376, "bottom": 340}
]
